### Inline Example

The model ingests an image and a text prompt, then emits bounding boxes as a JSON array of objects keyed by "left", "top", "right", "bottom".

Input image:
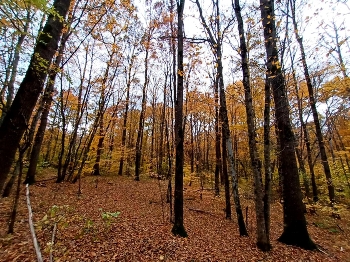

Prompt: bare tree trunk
[
  {"left": 234, "top": 0, "right": 269, "bottom": 250},
  {"left": 290, "top": 0, "right": 335, "bottom": 203},
  {"left": 172, "top": 0, "right": 187, "bottom": 238},
  {"left": 214, "top": 82, "right": 221, "bottom": 196},
  {"left": 118, "top": 50, "right": 135, "bottom": 176},
  {"left": 260, "top": 0, "right": 316, "bottom": 249},
  {"left": 195, "top": 0, "right": 247, "bottom": 236},
  {"left": 290, "top": 63, "right": 314, "bottom": 200},
  {"left": 25, "top": 29, "right": 69, "bottom": 184},
  {"left": 222, "top": 130, "right": 231, "bottom": 219},
  {"left": 135, "top": 36, "right": 150, "bottom": 181},
  {"left": 263, "top": 76, "right": 272, "bottom": 243}
]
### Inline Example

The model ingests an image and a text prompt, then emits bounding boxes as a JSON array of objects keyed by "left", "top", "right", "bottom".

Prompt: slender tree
[
  {"left": 172, "top": 0, "right": 187, "bottom": 237},
  {"left": 195, "top": 0, "right": 247, "bottom": 236},
  {"left": 234, "top": 0, "right": 270, "bottom": 250},
  {"left": 290, "top": 0, "right": 335, "bottom": 203}
]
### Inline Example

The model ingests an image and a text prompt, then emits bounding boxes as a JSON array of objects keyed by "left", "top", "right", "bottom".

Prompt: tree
[
  {"left": 195, "top": 0, "right": 248, "bottom": 236},
  {"left": 234, "top": 0, "right": 270, "bottom": 250},
  {"left": 0, "top": 0, "right": 72, "bottom": 192},
  {"left": 171, "top": 0, "right": 187, "bottom": 237},
  {"left": 259, "top": 0, "right": 316, "bottom": 249},
  {"left": 290, "top": 0, "right": 335, "bottom": 204}
]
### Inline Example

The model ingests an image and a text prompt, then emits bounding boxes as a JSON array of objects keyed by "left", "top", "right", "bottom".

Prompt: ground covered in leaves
[{"left": 1, "top": 170, "right": 350, "bottom": 261}]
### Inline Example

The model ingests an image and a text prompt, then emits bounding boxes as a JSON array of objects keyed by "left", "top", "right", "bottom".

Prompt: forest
[{"left": 0, "top": 0, "right": 350, "bottom": 261}]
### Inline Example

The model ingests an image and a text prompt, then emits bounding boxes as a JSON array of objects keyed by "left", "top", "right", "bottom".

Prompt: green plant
[{"left": 100, "top": 209, "right": 121, "bottom": 227}]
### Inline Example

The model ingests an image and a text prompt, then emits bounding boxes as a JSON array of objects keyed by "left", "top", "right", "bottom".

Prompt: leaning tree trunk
[
  {"left": 171, "top": 0, "right": 187, "bottom": 238},
  {"left": 25, "top": 29, "right": 69, "bottom": 185},
  {"left": 290, "top": 0, "right": 334, "bottom": 203},
  {"left": 0, "top": 0, "right": 72, "bottom": 192},
  {"left": 259, "top": 0, "right": 316, "bottom": 250},
  {"left": 234, "top": 0, "right": 270, "bottom": 250}
]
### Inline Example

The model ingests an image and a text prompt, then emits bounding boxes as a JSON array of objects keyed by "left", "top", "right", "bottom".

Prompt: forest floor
[{"left": 0, "top": 168, "right": 350, "bottom": 261}]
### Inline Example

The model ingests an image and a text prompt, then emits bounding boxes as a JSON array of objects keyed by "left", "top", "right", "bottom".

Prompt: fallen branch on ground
[
  {"left": 188, "top": 208, "right": 215, "bottom": 216},
  {"left": 26, "top": 184, "right": 43, "bottom": 262},
  {"left": 49, "top": 223, "right": 57, "bottom": 262}
]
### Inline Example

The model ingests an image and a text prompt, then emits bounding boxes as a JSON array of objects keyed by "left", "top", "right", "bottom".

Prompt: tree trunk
[
  {"left": 171, "top": 0, "right": 187, "bottom": 238},
  {"left": 0, "top": 0, "right": 72, "bottom": 192},
  {"left": 195, "top": 0, "right": 247, "bottom": 236},
  {"left": 234, "top": 0, "right": 270, "bottom": 250},
  {"left": 260, "top": 0, "right": 316, "bottom": 250},
  {"left": 118, "top": 51, "right": 135, "bottom": 176},
  {"left": 263, "top": 75, "right": 272, "bottom": 243},
  {"left": 92, "top": 117, "right": 104, "bottom": 176},
  {"left": 222, "top": 129, "right": 231, "bottom": 219},
  {"left": 214, "top": 81, "right": 221, "bottom": 196},
  {"left": 135, "top": 37, "right": 150, "bottom": 181},
  {"left": 290, "top": 0, "right": 335, "bottom": 203},
  {"left": 25, "top": 29, "right": 69, "bottom": 184},
  {"left": 2, "top": 160, "right": 20, "bottom": 198},
  {"left": 290, "top": 65, "right": 313, "bottom": 200}
]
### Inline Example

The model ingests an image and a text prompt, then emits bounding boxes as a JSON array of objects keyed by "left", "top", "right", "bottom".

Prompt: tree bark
[
  {"left": 172, "top": 0, "right": 187, "bottom": 238},
  {"left": 25, "top": 29, "right": 69, "bottom": 184},
  {"left": 118, "top": 49, "right": 135, "bottom": 176},
  {"left": 135, "top": 34, "right": 150, "bottom": 181},
  {"left": 290, "top": 0, "right": 335, "bottom": 203},
  {"left": 259, "top": 0, "right": 316, "bottom": 249},
  {"left": 234, "top": 0, "right": 270, "bottom": 250},
  {"left": 0, "top": 0, "right": 72, "bottom": 192}
]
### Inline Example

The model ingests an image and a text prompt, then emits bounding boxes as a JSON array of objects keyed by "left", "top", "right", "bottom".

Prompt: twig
[
  {"left": 49, "top": 223, "right": 57, "bottom": 262},
  {"left": 337, "top": 224, "right": 344, "bottom": 232},
  {"left": 26, "top": 184, "right": 43, "bottom": 262},
  {"left": 188, "top": 208, "right": 215, "bottom": 216},
  {"left": 316, "top": 245, "right": 329, "bottom": 256}
]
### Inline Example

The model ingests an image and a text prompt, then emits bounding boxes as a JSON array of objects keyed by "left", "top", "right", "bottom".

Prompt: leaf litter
[{"left": 1, "top": 173, "right": 349, "bottom": 261}]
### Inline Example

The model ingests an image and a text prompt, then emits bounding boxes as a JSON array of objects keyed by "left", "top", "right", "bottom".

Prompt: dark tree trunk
[
  {"left": 214, "top": 82, "right": 221, "bottom": 196},
  {"left": 56, "top": 84, "right": 69, "bottom": 183},
  {"left": 157, "top": 72, "right": 168, "bottom": 176},
  {"left": 25, "top": 30, "right": 69, "bottom": 185},
  {"left": 92, "top": 117, "right": 104, "bottom": 176},
  {"left": 290, "top": 62, "right": 312, "bottom": 200},
  {"left": 263, "top": 75, "right": 272, "bottom": 243},
  {"left": 222, "top": 130, "right": 231, "bottom": 219},
  {"left": 0, "top": 0, "right": 72, "bottom": 192},
  {"left": 118, "top": 51, "right": 135, "bottom": 176},
  {"left": 135, "top": 37, "right": 150, "bottom": 181},
  {"left": 259, "top": 0, "right": 316, "bottom": 249},
  {"left": 172, "top": 0, "right": 187, "bottom": 238},
  {"left": 234, "top": 0, "right": 270, "bottom": 250},
  {"left": 2, "top": 161, "right": 20, "bottom": 198},
  {"left": 290, "top": 0, "right": 334, "bottom": 203},
  {"left": 8, "top": 152, "right": 24, "bottom": 234}
]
